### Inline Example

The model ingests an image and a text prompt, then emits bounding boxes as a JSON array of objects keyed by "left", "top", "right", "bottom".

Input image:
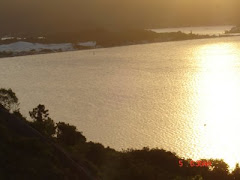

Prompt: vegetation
[
  {"left": 0, "top": 88, "right": 19, "bottom": 112},
  {"left": 1, "top": 88, "right": 240, "bottom": 179},
  {"left": 29, "top": 104, "right": 56, "bottom": 137}
]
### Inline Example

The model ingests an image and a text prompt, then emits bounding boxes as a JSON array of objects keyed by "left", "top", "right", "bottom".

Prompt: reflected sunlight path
[{"left": 193, "top": 43, "right": 240, "bottom": 169}]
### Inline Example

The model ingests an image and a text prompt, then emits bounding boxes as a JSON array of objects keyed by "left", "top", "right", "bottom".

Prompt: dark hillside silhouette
[{"left": 0, "top": 103, "right": 95, "bottom": 180}]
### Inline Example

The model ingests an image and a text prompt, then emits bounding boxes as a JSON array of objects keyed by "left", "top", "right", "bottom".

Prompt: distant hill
[
  {"left": 226, "top": 26, "right": 240, "bottom": 34},
  {"left": 0, "top": 30, "right": 215, "bottom": 58}
]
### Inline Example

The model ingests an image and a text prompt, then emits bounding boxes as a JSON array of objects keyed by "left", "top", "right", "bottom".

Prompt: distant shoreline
[{"left": 0, "top": 30, "right": 238, "bottom": 59}]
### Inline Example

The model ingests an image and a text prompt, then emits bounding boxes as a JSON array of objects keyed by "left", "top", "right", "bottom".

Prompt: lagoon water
[
  {"left": 1, "top": 36, "right": 240, "bottom": 168},
  {"left": 151, "top": 25, "right": 234, "bottom": 35}
]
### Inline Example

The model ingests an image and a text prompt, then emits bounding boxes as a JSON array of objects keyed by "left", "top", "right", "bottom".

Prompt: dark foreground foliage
[{"left": 1, "top": 88, "right": 240, "bottom": 180}]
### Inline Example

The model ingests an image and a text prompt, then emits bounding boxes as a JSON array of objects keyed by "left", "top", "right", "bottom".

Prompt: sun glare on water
[{"left": 192, "top": 43, "right": 240, "bottom": 169}]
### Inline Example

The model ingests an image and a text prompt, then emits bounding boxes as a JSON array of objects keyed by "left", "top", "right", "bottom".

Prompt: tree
[
  {"left": 208, "top": 159, "right": 230, "bottom": 180},
  {"left": 0, "top": 88, "right": 19, "bottom": 112},
  {"left": 56, "top": 122, "right": 86, "bottom": 146},
  {"left": 232, "top": 163, "right": 240, "bottom": 179},
  {"left": 29, "top": 104, "right": 49, "bottom": 122},
  {"left": 29, "top": 104, "right": 56, "bottom": 137}
]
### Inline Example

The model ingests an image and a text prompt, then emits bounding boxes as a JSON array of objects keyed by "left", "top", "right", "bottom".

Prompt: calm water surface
[
  {"left": 151, "top": 25, "right": 234, "bottom": 35},
  {"left": 1, "top": 36, "right": 240, "bottom": 168}
]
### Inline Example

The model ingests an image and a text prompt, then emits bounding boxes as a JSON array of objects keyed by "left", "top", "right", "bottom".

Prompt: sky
[{"left": 0, "top": 0, "right": 239, "bottom": 33}]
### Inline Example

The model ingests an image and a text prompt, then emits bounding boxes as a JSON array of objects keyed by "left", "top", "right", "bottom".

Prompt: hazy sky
[{"left": 0, "top": 0, "right": 239, "bottom": 33}]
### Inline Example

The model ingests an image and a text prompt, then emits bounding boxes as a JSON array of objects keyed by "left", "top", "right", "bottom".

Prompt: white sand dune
[
  {"left": 0, "top": 41, "right": 74, "bottom": 52},
  {"left": 78, "top": 41, "right": 97, "bottom": 47}
]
